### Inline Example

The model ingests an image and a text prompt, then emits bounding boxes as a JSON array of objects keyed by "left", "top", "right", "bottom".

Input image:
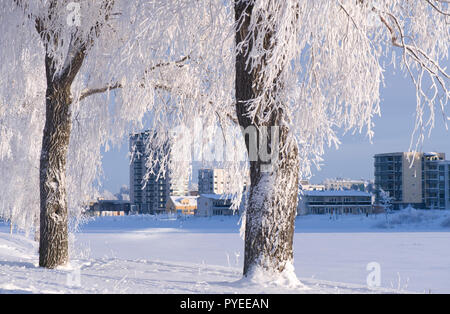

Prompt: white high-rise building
[
  {"left": 171, "top": 176, "right": 190, "bottom": 196},
  {"left": 198, "top": 168, "right": 233, "bottom": 195}
]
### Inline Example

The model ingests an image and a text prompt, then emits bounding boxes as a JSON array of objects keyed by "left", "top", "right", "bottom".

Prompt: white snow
[{"left": 1, "top": 209, "right": 450, "bottom": 294}]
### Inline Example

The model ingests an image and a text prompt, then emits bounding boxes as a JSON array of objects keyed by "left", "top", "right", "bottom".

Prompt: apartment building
[
  {"left": 129, "top": 131, "right": 189, "bottom": 214},
  {"left": 171, "top": 176, "right": 190, "bottom": 197},
  {"left": 198, "top": 168, "right": 232, "bottom": 195},
  {"left": 374, "top": 152, "right": 450, "bottom": 209},
  {"left": 427, "top": 158, "right": 450, "bottom": 209},
  {"left": 442, "top": 160, "right": 450, "bottom": 210}
]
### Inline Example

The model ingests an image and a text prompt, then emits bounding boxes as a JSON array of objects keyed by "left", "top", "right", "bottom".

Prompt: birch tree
[
  {"left": 0, "top": 0, "right": 228, "bottom": 268},
  {"left": 232, "top": 0, "right": 449, "bottom": 281},
  {"left": 0, "top": 0, "right": 449, "bottom": 284}
]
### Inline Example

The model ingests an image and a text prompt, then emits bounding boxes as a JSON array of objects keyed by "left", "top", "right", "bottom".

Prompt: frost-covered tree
[
  {"left": 0, "top": 0, "right": 229, "bottom": 268},
  {"left": 379, "top": 189, "right": 394, "bottom": 213},
  {"left": 232, "top": 0, "right": 449, "bottom": 281},
  {"left": 1, "top": 0, "right": 449, "bottom": 282},
  {"left": 379, "top": 188, "right": 394, "bottom": 226}
]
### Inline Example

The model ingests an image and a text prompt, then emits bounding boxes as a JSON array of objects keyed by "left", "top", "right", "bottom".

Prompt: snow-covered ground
[{"left": 1, "top": 208, "right": 450, "bottom": 294}]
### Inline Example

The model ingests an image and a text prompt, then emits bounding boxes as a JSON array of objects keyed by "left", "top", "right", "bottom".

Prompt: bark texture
[
  {"left": 235, "top": 1, "right": 300, "bottom": 276},
  {"left": 39, "top": 81, "right": 72, "bottom": 268},
  {"left": 38, "top": 47, "right": 86, "bottom": 268}
]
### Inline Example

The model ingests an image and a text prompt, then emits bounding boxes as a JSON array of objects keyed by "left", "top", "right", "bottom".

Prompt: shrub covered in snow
[
  {"left": 441, "top": 217, "right": 450, "bottom": 228},
  {"left": 374, "top": 206, "right": 450, "bottom": 229}
]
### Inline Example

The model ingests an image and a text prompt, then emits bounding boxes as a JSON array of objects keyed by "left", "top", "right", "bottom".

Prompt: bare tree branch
[
  {"left": 424, "top": 0, "right": 450, "bottom": 16},
  {"left": 79, "top": 55, "right": 190, "bottom": 101},
  {"left": 378, "top": 10, "right": 450, "bottom": 83},
  {"left": 79, "top": 82, "right": 123, "bottom": 101}
]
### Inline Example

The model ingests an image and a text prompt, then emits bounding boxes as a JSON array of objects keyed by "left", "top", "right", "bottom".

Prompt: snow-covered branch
[
  {"left": 78, "top": 55, "right": 190, "bottom": 101},
  {"left": 423, "top": 0, "right": 450, "bottom": 16},
  {"left": 372, "top": 3, "right": 449, "bottom": 149}
]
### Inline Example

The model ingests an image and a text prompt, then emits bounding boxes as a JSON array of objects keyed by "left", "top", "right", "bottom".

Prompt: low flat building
[
  {"left": 197, "top": 194, "right": 235, "bottom": 217},
  {"left": 166, "top": 196, "right": 198, "bottom": 215},
  {"left": 88, "top": 200, "right": 131, "bottom": 216},
  {"left": 298, "top": 190, "right": 373, "bottom": 215}
]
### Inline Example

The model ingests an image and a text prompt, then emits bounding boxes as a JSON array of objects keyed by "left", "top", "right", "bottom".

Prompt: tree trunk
[
  {"left": 235, "top": 1, "right": 300, "bottom": 277},
  {"left": 242, "top": 130, "right": 299, "bottom": 276},
  {"left": 33, "top": 2, "right": 108, "bottom": 268},
  {"left": 39, "top": 81, "right": 72, "bottom": 268}
]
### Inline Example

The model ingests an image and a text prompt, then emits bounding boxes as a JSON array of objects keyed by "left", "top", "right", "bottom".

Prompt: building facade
[
  {"left": 171, "top": 176, "right": 190, "bottom": 197},
  {"left": 374, "top": 152, "right": 449, "bottom": 209},
  {"left": 166, "top": 196, "right": 198, "bottom": 215},
  {"left": 88, "top": 200, "right": 130, "bottom": 216},
  {"left": 129, "top": 131, "right": 189, "bottom": 214},
  {"left": 298, "top": 190, "right": 373, "bottom": 215},
  {"left": 197, "top": 194, "right": 235, "bottom": 216},
  {"left": 435, "top": 159, "right": 450, "bottom": 210},
  {"left": 198, "top": 168, "right": 232, "bottom": 195}
]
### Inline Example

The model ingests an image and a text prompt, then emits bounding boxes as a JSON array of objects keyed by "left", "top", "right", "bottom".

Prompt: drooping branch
[
  {"left": 375, "top": 5, "right": 450, "bottom": 149},
  {"left": 144, "top": 55, "right": 189, "bottom": 75},
  {"left": 423, "top": 0, "right": 450, "bottom": 16},
  {"left": 377, "top": 10, "right": 450, "bottom": 90},
  {"left": 337, "top": 0, "right": 359, "bottom": 31}
]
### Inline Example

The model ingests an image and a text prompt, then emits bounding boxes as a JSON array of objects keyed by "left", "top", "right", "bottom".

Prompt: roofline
[
  {"left": 374, "top": 151, "right": 446, "bottom": 157},
  {"left": 373, "top": 152, "right": 407, "bottom": 157}
]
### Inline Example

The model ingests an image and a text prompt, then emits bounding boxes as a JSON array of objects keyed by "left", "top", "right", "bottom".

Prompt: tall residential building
[
  {"left": 198, "top": 168, "right": 232, "bottom": 195},
  {"left": 129, "top": 131, "right": 188, "bottom": 214},
  {"left": 424, "top": 156, "right": 450, "bottom": 209},
  {"left": 438, "top": 160, "right": 450, "bottom": 210},
  {"left": 170, "top": 175, "right": 190, "bottom": 197},
  {"left": 374, "top": 152, "right": 449, "bottom": 209}
]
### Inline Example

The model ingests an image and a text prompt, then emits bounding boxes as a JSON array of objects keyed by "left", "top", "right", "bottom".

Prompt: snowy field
[{"left": 1, "top": 208, "right": 450, "bottom": 294}]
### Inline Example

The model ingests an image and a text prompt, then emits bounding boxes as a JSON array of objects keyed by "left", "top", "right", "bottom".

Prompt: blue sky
[
  {"left": 100, "top": 64, "right": 450, "bottom": 193},
  {"left": 311, "top": 66, "right": 450, "bottom": 184}
]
